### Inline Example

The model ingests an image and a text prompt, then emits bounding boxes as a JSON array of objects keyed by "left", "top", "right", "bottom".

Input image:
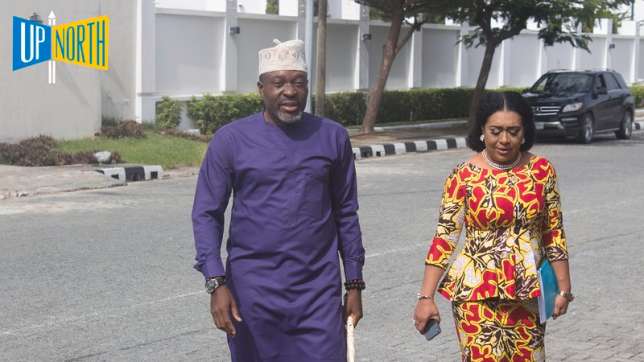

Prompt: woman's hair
[{"left": 466, "top": 91, "right": 536, "bottom": 152}]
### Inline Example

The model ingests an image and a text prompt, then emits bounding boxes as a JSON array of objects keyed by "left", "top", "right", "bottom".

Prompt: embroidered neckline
[{"left": 465, "top": 155, "right": 539, "bottom": 175}]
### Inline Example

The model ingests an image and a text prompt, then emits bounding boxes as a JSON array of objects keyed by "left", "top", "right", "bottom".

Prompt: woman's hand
[
  {"left": 413, "top": 299, "right": 440, "bottom": 334},
  {"left": 552, "top": 294, "right": 570, "bottom": 320}
]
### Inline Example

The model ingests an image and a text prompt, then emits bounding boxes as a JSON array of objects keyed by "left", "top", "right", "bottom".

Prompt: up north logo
[{"left": 12, "top": 12, "right": 109, "bottom": 84}]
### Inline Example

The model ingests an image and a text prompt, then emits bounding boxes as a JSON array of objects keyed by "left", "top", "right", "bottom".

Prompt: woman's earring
[{"left": 480, "top": 134, "right": 485, "bottom": 142}]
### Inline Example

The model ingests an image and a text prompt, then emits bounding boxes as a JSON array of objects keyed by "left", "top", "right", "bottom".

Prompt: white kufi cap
[{"left": 258, "top": 39, "right": 307, "bottom": 76}]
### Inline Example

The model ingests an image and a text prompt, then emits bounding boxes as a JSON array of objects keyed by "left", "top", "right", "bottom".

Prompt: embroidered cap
[{"left": 258, "top": 39, "right": 307, "bottom": 76}]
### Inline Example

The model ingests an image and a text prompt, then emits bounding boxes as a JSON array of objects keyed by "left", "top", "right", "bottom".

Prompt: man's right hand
[
  {"left": 210, "top": 286, "right": 242, "bottom": 336},
  {"left": 413, "top": 299, "right": 440, "bottom": 334}
]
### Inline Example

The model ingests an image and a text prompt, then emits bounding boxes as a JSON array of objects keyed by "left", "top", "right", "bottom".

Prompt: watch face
[
  {"left": 205, "top": 279, "right": 218, "bottom": 292},
  {"left": 205, "top": 278, "right": 224, "bottom": 293}
]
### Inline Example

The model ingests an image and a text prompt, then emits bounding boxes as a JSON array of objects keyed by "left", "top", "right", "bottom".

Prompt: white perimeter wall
[
  {"left": 155, "top": 14, "right": 224, "bottom": 95},
  {"left": 138, "top": 1, "right": 644, "bottom": 123},
  {"left": 236, "top": 17, "right": 297, "bottom": 93}
]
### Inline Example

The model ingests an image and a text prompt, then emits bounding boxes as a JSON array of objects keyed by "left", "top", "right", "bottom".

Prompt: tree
[
  {"left": 435, "top": 0, "right": 633, "bottom": 125},
  {"left": 266, "top": 0, "right": 279, "bottom": 15},
  {"left": 315, "top": 0, "right": 328, "bottom": 116},
  {"left": 355, "top": 1, "right": 435, "bottom": 133}
]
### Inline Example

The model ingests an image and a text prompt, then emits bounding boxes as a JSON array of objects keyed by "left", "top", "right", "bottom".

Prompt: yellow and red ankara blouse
[{"left": 426, "top": 156, "right": 568, "bottom": 302}]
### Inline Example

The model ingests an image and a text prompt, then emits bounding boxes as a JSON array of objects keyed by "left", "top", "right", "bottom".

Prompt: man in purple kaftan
[{"left": 192, "top": 39, "right": 365, "bottom": 362}]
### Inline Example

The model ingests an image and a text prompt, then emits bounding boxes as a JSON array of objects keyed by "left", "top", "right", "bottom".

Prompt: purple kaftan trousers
[{"left": 192, "top": 112, "right": 365, "bottom": 361}]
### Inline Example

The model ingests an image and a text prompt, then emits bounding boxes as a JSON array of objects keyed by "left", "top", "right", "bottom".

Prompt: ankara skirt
[{"left": 452, "top": 299, "right": 545, "bottom": 362}]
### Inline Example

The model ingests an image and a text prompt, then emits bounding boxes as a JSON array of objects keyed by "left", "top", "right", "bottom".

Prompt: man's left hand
[{"left": 344, "top": 289, "right": 363, "bottom": 327}]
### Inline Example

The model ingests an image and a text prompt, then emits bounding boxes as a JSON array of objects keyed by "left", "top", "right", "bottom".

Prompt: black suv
[{"left": 522, "top": 70, "right": 634, "bottom": 143}]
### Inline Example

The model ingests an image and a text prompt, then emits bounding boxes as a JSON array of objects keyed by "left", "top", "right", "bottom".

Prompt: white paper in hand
[{"left": 346, "top": 317, "right": 355, "bottom": 362}]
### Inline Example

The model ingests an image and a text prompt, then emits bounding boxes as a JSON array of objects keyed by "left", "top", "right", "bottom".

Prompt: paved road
[{"left": 1, "top": 133, "right": 643, "bottom": 361}]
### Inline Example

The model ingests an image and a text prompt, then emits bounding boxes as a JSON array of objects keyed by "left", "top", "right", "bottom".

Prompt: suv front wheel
[
  {"left": 577, "top": 113, "right": 594, "bottom": 144},
  {"left": 615, "top": 110, "right": 633, "bottom": 140}
]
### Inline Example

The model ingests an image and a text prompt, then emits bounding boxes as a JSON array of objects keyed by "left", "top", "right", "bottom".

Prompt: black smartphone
[{"left": 422, "top": 319, "right": 441, "bottom": 341}]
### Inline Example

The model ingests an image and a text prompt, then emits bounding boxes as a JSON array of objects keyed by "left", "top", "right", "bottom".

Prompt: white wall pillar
[
  {"left": 408, "top": 28, "right": 423, "bottom": 88},
  {"left": 497, "top": 39, "right": 510, "bottom": 87},
  {"left": 299, "top": 0, "right": 313, "bottom": 112},
  {"left": 355, "top": 5, "right": 370, "bottom": 90},
  {"left": 297, "top": 0, "right": 306, "bottom": 39},
  {"left": 571, "top": 24, "right": 582, "bottom": 70},
  {"left": 223, "top": 0, "right": 239, "bottom": 92},
  {"left": 604, "top": 18, "right": 613, "bottom": 69},
  {"left": 536, "top": 37, "right": 545, "bottom": 78},
  {"left": 455, "top": 23, "right": 469, "bottom": 87},
  {"left": 135, "top": 0, "right": 156, "bottom": 123},
  {"left": 631, "top": 23, "right": 641, "bottom": 83}
]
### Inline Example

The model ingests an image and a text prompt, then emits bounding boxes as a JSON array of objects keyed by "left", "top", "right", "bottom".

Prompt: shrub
[
  {"left": 101, "top": 117, "right": 119, "bottom": 128},
  {"left": 379, "top": 90, "right": 415, "bottom": 124},
  {"left": 0, "top": 135, "right": 123, "bottom": 167},
  {"left": 0, "top": 143, "right": 25, "bottom": 165},
  {"left": 181, "top": 86, "right": 643, "bottom": 131},
  {"left": 58, "top": 151, "right": 95, "bottom": 165},
  {"left": 101, "top": 120, "right": 146, "bottom": 139},
  {"left": 16, "top": 136, "right": 62, "bottom": 166},
  {"left": 183, "top": 88, "right": 526, "bottom": 130},
  {"left": 159, "top": 128, "right": 211, "bottom": 143},
  {"left": 324, "top": 92, "right": 367, "bottom": 126},
  {"left": 266, "top": 0, "right": 279, "bottom": 14},
  {"left": 187, "top": 94, "right": 263, "bottom": 134},
  {"left": 631, "top": 85, "right": 644, "bottom": 107},
  {"left": 156, "top": 96, "right": 182, "bottom": 129}
]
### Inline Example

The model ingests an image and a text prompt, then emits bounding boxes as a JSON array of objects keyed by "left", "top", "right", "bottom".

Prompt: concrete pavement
[
  {"left": 0, "top": 164, "right": 125, "bottom": 200},
  {"left": 1, "top": 133, "right": 643, "bottom": 361}
]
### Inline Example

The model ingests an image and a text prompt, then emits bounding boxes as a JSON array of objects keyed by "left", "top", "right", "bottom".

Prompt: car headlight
[{"left": 562, "top": 102, "right": 583, "bottom": 113}]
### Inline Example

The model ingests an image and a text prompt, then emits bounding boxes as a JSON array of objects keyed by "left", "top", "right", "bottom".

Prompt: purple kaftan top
[{"left": 192, "top": 112, "right": 365, "bottom": 361}]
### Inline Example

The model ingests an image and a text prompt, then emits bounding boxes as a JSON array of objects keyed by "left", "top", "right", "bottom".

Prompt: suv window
[
  {"left": 612, "top": 72, "right": 628, "bottom": 88},
  {"left": 604, "top": 73, "right": 622, "bottom": 90},
  {"left": 594, "top": 75, "right": 607, "bottom": 93},
  {"left": 530, "top": 73, "right": 593, "bottom": 96}
]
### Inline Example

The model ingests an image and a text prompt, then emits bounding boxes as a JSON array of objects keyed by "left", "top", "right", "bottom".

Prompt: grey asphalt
[{"left": 1, "top": 133, "right": 643, "bottom": 361}]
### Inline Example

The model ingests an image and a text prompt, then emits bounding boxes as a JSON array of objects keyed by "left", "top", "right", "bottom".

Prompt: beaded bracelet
[
  {"left": 417, "top": 293, "right": 433, "bottom": 301},
  {"left": 344, "top": 279, "right": 366, "bottom": 291}
]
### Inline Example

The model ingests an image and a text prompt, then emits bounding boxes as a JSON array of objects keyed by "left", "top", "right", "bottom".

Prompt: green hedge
[
  {"left": 186, "top": 94, "right": 263, "bottom": 134},
  {"left": 156, "top": 96, "right": 182, "bottom": 129},
  {"left": 176, "top": 86, "right": 638, "bottom": 134},
  {"left": 631, "top": 85, "right": 644, "bottom": 107}
]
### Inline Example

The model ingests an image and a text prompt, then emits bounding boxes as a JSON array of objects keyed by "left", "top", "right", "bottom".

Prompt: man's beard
[{"left": 273, "top": 109, "right": 303, "bottom": 124}]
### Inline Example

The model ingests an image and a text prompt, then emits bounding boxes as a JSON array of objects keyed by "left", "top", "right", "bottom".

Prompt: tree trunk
[
  {"left": 360, "top": 2, "right": 404, "bottom": 134},
  {"left": 468, "top": 41, "right": 497, "bottom": 126},
  {"left": 314, "top": 0, "right": 327, "bottom": 116}
]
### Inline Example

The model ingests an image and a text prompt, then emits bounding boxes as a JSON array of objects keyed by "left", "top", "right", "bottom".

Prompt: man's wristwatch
[
  {"left": 559, "top": 290, "right": 574, "bottom": 302},
  {"left": 205, "top": 276, "right": 226, "bottom": 294}
]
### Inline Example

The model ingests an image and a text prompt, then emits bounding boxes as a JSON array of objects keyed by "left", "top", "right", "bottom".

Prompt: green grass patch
[{"left": 57, "top": 132, "right": 208, "bottom": 169}]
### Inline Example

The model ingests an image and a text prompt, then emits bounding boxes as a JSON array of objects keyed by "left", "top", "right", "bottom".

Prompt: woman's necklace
[{"left": 482, "top": 149, "right": 522, "bottom": 171}]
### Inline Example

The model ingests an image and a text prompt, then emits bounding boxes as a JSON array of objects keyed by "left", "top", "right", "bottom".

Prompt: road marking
[{"left": 0, "top": 200, "right": 136, "bottom": 215}]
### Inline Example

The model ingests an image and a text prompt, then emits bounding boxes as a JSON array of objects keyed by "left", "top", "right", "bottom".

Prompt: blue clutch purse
[{"left": 537, "top": 259, "right": 559, "bottom": 324}]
